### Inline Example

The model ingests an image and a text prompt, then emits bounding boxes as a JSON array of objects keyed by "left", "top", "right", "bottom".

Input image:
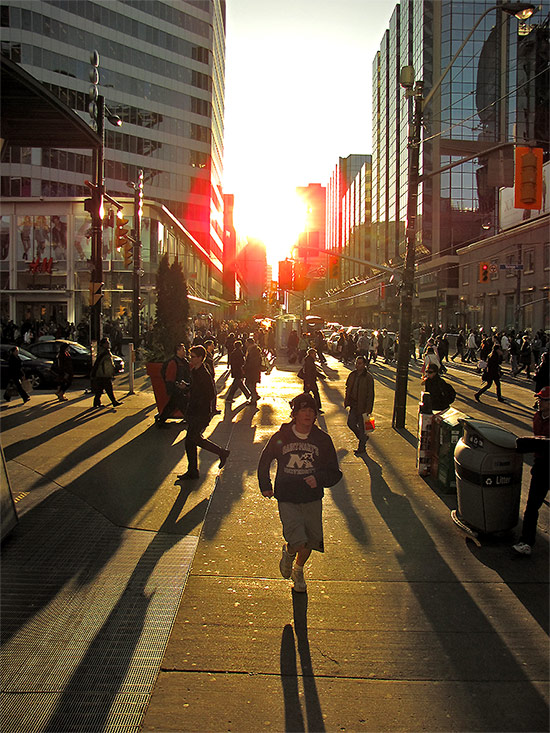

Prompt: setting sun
[{"left": 232, "top": 184, "right": 308, "bottom": 269}]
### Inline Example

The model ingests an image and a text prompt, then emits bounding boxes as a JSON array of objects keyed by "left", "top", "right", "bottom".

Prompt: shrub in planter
[{"left": 145, "top": 254, "right": 190, "bottom": 414}]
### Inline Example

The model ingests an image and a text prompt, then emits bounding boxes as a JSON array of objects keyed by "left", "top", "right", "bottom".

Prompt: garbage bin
[{"left": 454, "top": 419, "right": 522, "bottom": 533}]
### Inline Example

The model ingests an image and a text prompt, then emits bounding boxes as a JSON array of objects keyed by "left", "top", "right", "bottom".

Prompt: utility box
[
  {"left": 454, "top": 419, "right": 522, "bottom": 533},
  {"left": 434, "top": 408, "right": 467, "bottom": 493}
]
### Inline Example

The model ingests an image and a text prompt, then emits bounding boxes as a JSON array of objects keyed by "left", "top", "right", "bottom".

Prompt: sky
[{"left": 222, "top": 0, "right": 398, "bottom": 268}]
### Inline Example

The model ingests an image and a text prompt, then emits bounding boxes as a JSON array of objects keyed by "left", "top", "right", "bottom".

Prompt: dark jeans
[
  {"left": 476, "top": 376, "right": 502, "bottom": 399},
  {"left": 185, "top": 416, "right": 223, "bottom": 472},
  {"left": 519, "top": 462, "right": 549, "bottom": 545},
  {"left": 245, "top": 377, "right": 259, "bottom": 401},
  {"left": 347, "top": 406, "right": 366, "bottom": 443},
  {"left": 93, "top": 377, "right": 116, "bottom": 406},
  {"left": 225, "top": 377, "right": 251, "bottom": 401},
  {"left": 304, "top": 381, "right": 321, "bottom": 409},
  {"left": 4, "top": 377, "right": 29, "bottom": 402}
]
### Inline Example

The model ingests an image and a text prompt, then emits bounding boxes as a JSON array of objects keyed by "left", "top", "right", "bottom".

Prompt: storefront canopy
[{"left": 1, "top": 55, "right": 101, "bottom": 151}]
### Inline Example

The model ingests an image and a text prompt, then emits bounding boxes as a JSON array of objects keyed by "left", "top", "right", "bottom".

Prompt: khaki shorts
[{"left": 278, "top": 500, "right": 324, "bottom": 553}]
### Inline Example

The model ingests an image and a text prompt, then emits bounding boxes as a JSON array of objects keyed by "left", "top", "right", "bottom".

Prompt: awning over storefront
[{"left": 1, "top": 55, "right": 101, "bottom": 151}]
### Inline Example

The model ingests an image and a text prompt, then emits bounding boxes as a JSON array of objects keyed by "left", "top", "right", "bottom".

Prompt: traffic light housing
[
  {"left": 123, "top": 239, "right": 133, "bottom": 268},
  {"left": 515, "top": 146, "right": 543, "bottom": 210},
  {"left": 278, "top": 259, "right": 294, "bottom": 291},
  {"left": 479, "top": 262, "right": 490, "bottom": 283},
  {"left": 89, "top": 280, "right": 103, "bottom": 306},
  {"left": 293, "top": 261, "right": 310, "bottom": 292},
  {"left": 329, "top": 256, "right": 340, "bottom": 278}
]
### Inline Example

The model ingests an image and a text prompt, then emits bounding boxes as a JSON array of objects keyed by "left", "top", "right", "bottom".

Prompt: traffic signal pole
[
  {"left": 392, "top": 81, "right": 423, "bottom": 429},
  {"left": 91, "top": 95, "right": 105, "bottom": 345}
]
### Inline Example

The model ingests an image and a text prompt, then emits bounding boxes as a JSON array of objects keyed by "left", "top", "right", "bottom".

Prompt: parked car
[
  {"left": 0, "top": 344, "right": 57, "bottom": 389},
  {"left": 26, "top": 339, "right": 124, "bottom": 377}
]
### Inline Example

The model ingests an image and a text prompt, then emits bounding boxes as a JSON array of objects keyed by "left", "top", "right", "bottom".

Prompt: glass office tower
[
  {"left": 371, "top": 0, "right": 549, "bottom": 326},
  {"left": 0, "top": 0, "right": 225, "bottom": 261}
]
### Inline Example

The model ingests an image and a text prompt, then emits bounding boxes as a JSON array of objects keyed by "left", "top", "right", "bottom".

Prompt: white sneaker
[
  {"left": 512, "top": 542, "right": 532, "bottom": 556},
  {"left": 279, "top": 544, "right": 295, "bottom": 579},
  {"left": 291, "top": 566, "right": 307, "bottom": 593}
]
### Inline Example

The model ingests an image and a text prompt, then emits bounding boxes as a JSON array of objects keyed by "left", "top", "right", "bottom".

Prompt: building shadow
[{"left": 362, "top": 446, "right": 548, "bottom": 728}]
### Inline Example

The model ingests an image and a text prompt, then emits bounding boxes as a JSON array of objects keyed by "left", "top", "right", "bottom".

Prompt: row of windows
[
  {"left": 45, "top": 0, "right": 210, "bottom": 39},
  {"left": 2, "top": 5, "right": 210, "bottom": 74},
  {"left": 461, "top": 247, "right": 550, "bottom": 284},
  {"left": 45, "top": 82, "right": 211, "bottom": 142},
  {"left": 0, "top": 42, "right": 213, "bottom": 120}
]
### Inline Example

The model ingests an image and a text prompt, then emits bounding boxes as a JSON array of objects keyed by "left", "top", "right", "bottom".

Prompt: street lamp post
[{"left": 392, "top": 2, "right": 537, "bottom": 429}]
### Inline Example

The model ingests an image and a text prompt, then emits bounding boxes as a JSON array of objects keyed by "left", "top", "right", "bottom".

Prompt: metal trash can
[{"left": 454, "top": 419, "right": 522, "bottom": 533}]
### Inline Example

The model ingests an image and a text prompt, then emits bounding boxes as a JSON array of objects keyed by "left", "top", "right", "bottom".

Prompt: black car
[
  {"left": 0, "top": 344, "right": 57, "bottom": 389},
  {"left": 26, "top": 340, "right": 125, "bottom": 377}
]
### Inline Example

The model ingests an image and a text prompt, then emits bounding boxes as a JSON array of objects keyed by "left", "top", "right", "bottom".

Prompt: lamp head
[
  {"left": 106, "top": 112, "right": 122, "bottom": 127},
  {"left": 501, "top": 3, "right": 537, "bottom": 20}
]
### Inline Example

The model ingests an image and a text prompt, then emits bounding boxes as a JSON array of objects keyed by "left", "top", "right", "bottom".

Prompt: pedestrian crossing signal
[{"left": 479, "top": 262, "right": 489, "bottom": 283}]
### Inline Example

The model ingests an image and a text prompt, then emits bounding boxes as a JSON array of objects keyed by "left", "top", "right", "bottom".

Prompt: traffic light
[
  {"left": 115, "top": 214, "right": 129, "bottom": 248},
  {"left": 123, "top": 239, "right": 133, "bottom": 268},
  {"left": 278, "top": 259, "right": 294, "bottom": 291},
  {"left": 293, "top": 261, "right": 310, "bottom": 291},
  {"left": 329, "top": 256, "right": 340, "bottom": 278},
  {"left": 479, "top": 262, "right": 490, "bottom": 283},
  {"left": 515, "top": 146, "right": 543, "bottom": 210},
  {"left": 89, "top": 280, "right": 103, "bottom": 306}
]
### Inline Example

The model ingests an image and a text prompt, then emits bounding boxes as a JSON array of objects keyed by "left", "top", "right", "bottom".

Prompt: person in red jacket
[{"left": 513, "top": 386, "right": 550, "bottom": 556}]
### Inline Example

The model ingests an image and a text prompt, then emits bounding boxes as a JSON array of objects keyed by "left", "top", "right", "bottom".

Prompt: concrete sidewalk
[
  {"left": 142, "top": 366, "right": 549, "bottom": 732},
  {"left": 1, "top": 357, "right": 548, "bottom": 732}
]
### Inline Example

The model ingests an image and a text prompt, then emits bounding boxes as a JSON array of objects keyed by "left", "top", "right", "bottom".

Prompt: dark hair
[
  {"left": 190, "top": 345, "right": 206, "bottom": 361},
  {"left": 427, "top": 364, "right": 439, "bottom": 374}
]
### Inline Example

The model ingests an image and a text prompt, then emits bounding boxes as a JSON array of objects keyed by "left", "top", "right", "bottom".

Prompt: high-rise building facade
[
  {"left": 0, "top": 0, "right": 226, "bottom": 326},
  {"left": 1, "top": 0, "right": 225, "bottom": 258},
  {"left": 372, "top": 0, "right": 550, "bottom": 326},
  {"left": 326, "top": 154, "right": 369, "bottom": 279}
]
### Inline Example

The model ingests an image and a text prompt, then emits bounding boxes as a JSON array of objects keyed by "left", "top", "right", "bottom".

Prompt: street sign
[
  {"left": 489, "top": 263, "right": 498, "bottom": 274},
  {"left": 499, "top": 263, "right": 524, "bottom": 270}
]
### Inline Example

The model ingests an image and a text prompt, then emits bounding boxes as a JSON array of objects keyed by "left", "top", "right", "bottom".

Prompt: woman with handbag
[
  {"left": 3, "top": 346, "right": 30, "bottom": 404},
  {"left": 344, "top": 355, "right": 375, "bottom": 455}
]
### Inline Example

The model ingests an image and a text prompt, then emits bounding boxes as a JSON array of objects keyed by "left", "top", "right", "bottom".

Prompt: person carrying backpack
[
  {"left": 155, "top": 343, "right": 191, "bottom": 428},
  {"left": 422, "top": 364, "right": 456, "bottom": 411}
]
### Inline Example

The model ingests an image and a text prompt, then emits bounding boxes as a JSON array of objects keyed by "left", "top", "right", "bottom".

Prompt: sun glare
[{"left": 233, "top": 186, "right": 308, "bottom": 269}]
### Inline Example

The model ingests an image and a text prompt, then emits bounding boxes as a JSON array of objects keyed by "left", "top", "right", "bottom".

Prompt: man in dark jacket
[
  {"left": 344, "top": 355, "right": 375, "bottom": 455},
  {"left": 180, "top": 345, "right": 229, "bottom": 480},
  {"left": 475, "top": 345, "right": 505, "bottom": 403},
  {"left": 422, "top": 364, "right": 456, "bottom": 412},
  {"left": 302, "top": 347, "right": 324, "bottom": 413},
  {"left": 258, "top": 392, "right": 342, "bottom": 593},
  {"left": 155, "top": 343, "right": 190, "bottom": 428},
  {"left": 244, "top": 336, "right": 262, "bottom": 404},
  {"left": 224, "top": 339, "right": 251, "bottom": 402},
  {"left": 3, "top": 346, "right": 30, "bottom": 403}
]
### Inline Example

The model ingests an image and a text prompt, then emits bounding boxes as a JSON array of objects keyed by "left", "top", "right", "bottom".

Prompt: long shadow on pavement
[
  {"left": 279, "top": 592, "right": 326, "bottom": 733},
  {"left": 362, "top": 448, "right": 548, "bottom": 729}
]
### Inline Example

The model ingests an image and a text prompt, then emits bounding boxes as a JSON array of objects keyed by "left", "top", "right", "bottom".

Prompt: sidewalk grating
[{"left": 1, "top": 489, "right": 198, "bottom": 732}]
